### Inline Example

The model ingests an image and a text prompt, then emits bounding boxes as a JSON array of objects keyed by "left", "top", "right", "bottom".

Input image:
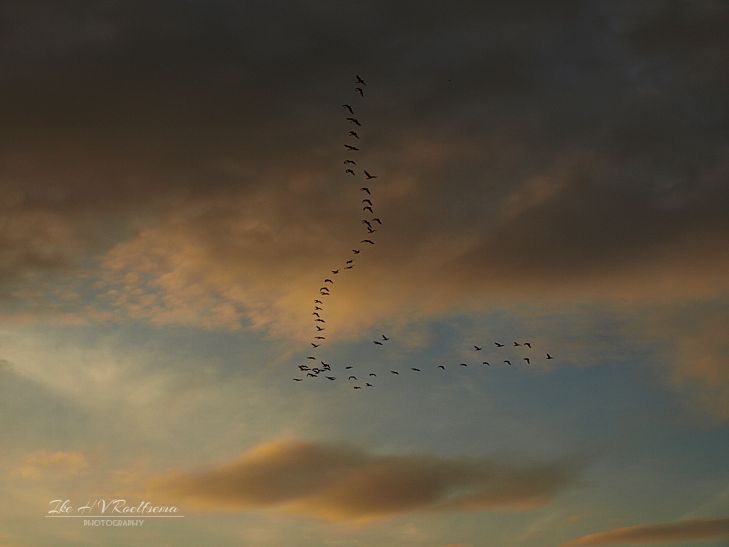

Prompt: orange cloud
[
  {"left": 562, "top": 517, "right": 729, "bottom": 546},
  {"left": 149, "top": 438, "right": 580, "bottom": 521},
  {"left": 13, "top": 450, "right": 91, "bottom": 479}
]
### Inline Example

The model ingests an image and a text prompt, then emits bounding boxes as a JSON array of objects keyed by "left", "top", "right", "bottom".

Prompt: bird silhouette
[
  {"left": 344, "top": 159, "right": 356, "bottom": 165},
  {"left": 332, "top": 269, "right": 339, "bottom": 274},
  {"left": 366, "top": 382, "right": 373, "bottom": 387},
  {"left": 411, "top": 367, "right": 421, "bottom": 372},
  {"left": 307, "top": 356, "right": 316, "bottom": 360},
  {"left": 356, "top": 87, "right": 364, "bottom": 96},
  {"left": 346, "top": 117, "right": 361, "bottom": 126},
  {"left": 349, "top": 131, "right": 359, "bottom": 139},
  {"left": 353, "top": 386, "right": 361, "bottom": 390},
  {"left": 315, "top": 319, "right": 325, "bottom": 323},
  {"left": 360, "top": 187, "right": 371, "bottom": 195},
  {"left": 293, "top": 378, "right": 303, "bottom": 381},
  {"left": 344, "top": 144, "right": 359, "bottom": 151},
  {"left": 307, "top": 373, "right": 317, "bottom": 377},
  {"left": 362, "top": 199, "right": 373, "bottom": 206},
  {"left": 369, "top": 373, "right": 377, "bottom": 377},
  {"left": 361, "top": 239, "right": 375, "bottom": 244},
  {"left": 298, "top": 365, "right": 309, "bottom": 370},
  {"left": 312, "top": 312, "right": 320, "bottom": 317},
  {"left": 345, "top": 168, "right": 355, "bottom": 176},
  {"left": 367, "top": 226, "right": 376, "bottom": 233},
  {"left": 316, "top": 325, "right": 324, "bottom": 331},
  {"left": 345, "top": 265, "right": 353, "bottom": 269},
  {"left": 324, "top": 279, "right": 333, "bottom": 284},
  {"left": 326, "top": 376, "right": 336, "bottom": 381},
  {"left": 314, "top": 305, "right": 322, "bottom": 310},
  {"left": 524, "top": 358, "right": 530, "bottom": 364},
  {"left": 348, "top": 375, "right": 357, "bottom": 380},
  {"left": 504, "top": 360, "right": 512, "bottom": 366},
  {"left": 373, "top": 340, "right": 383, "bottom": 345},
  {"left": 371, "top": 217, "right": 382, "bottom": 224},
  {"left": 482, "top": 361, "right": 490, "bottom": 366},
  {"left": 460, "top": 363, "right": 468, "bottom": 367},
  {"left": 546, "top": 353, "right": 553, "bottom": 359},
  {"left": 352, "top": 249, "right": 361, "bottom": 254},
  {"left": 363, "top": 206, "right": 373, "bottom": 213},
  {"left": 342, "top": 104, "right": 354, "bottom": 114},
  {"left": 315, "top": 336, "right": 325, "bottom": 340},
  {"left": 524, "top": 342, "right": 532, "bottom": 348},
  {"left": 314, "top": 299, "right": 322, "bottom": 304},
  {"left": 321, "top": 361, "right": 330, "bottom": 367},
  {"left": 494, "top": 342, "right": 504, "bottom": 347},
  {"left": 382, "top": 335, "right": 389, "bottom": 341},
  {"left": 513, "top": 341, "right": 521, "bottom": 347},
  {"left": 345, "top": 366, "right": 353, "bottom": 369},
  {"left": 346, "top": 259, "right": 353, "bottom": 264},
  {"left": 474, "top": 345, "right": 482, "bottom": 351},
  {"left": 364, "top": 170, "right": 377, "bottom": 179},
  {"left": 362, "top": 220, "right": 372, "bottom": 228},
  {"left": 311, "top": 343, "right": 319, "bottom": 348},
  {"left": 437, "top": 365, "right": 446, "bottom": 370},
  {"left": 356, "top": 75, "right": 367, "bottom": 85},
  {"left": 390, "top": 370, "right": 399, "bottom": 375}
]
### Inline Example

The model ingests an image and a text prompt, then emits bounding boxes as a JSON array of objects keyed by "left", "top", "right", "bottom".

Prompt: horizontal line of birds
[
  {"left": 295, "top": 75, "right": 555, "bottom": 389},
  {"left": 294, "top": 338, "right": 555, "bottom": 388}
]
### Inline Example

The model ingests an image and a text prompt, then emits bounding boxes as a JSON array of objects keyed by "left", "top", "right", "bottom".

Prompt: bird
[
  {"left": 494, "top": 342, "right": 504, "bottom": 347},
  {"left": 364, "top": 170, "right": 377, "bottom": 179},
  {"left": 312, "top": 312, "right": 320, "bottom": 317},
  {"left": 371, "top": 217, "right": 382, "bottom": 224},
  {"left": 369, "top": 373, "right": 377, "bottom": 377},
  {"left": 349, "top": 130, "right": 359, "bottom": 139},
  {"left": 344, "top": 159, "right": 356, "bottom": 165},
  {"left": 474, "top": 345, "right": 482, "bottom": 351},
  {"left": 390, "top": 370, "right": 399, "bottom": 375},
  {"left": 320, "top": 361, "right": 330, "bottom": 367},
  {"left": 382, "top": 335, "right": 389, "bottom": 341},
  {"left": 352, "top": 249, "right": 361, "bottom": 254},
  {"left": 356, "top": 75, "right": 367, "bottom": 85},
  {"left": 361, "top": 239, "right": 375, "bottom": 244},
  {"left": 319, "top": 287, "right": 329, "bottom": 292},
  {"left": 307, "top": 373, "right": 317, "bottom": 377},
  {"left": 367, "top": 226, "right": 376, "bottom": 234},
  {"left": 460, "top": 363, "right": 468, "bottom": 367},
  {"left": 360, "top": 187, "right": 371, "bottom": 195},
  {"left": 437, "top": 365, "right": 445, "bottom": 370},
  {"left": 346, "top": 117, "right": 361, "bottom": 126},
  {"left": 307, "top": 356, "right": 316, "bottom": 360},
  {"left": 345, "top": 168, "right": 355, "bottom": 176},
  {"left": 411, "top": 367, "right": 421, "bottom": 372},
  {"left": 316, "top": 325, "right": 324, "bottom": 331},
  {"left": 356, "top": 87, "right": 364, "bottom": 97},
  {"left": 482, "top": 361, "right": 490, "bottom": 366},
  {"left": 311, "top": 343, "right": 319, "bottom": 348},
  {"left": 363, "top": 206, "right": 373, "bottom": 213},
  {"left": 345, "top": 366, "right": 353, "bottom": 369},
  {"left": 293, "top": 378, "right": 303, "bottom": 381},
  {"left": 504, "top": 360, "right": 512, "bottom": 366},
  {"left": 345, "top": 265, "right": 353, "bottom": 269},
  {"left": 314, "top": 305, "right": 322, "bottom": 310},
  {"left": 346, "top": 259, "right": 353, "bottom": 264},
  {"left": 345, "top": 144, "right": 359, "bottom": 151},
  {"left": 342, "top": 104, "right": 354, "bottom": 114},
  {"left": 524, "top": 342, "right": 532, "bottom": 348},
  {"left": 298, "top": 365, "right": 310, "bottom": 371},
  {"left": 524, "top": 358, "right": 530, "bottom": 364},
  {"left": 332, "top": 269, "right": 339, "bottom": 274},
  {"left": 324, "top": 279, "right": 333, "bottom": 284},
  {"left": 362, "top": 220, "right": 372, "bottom": 228},
  {"left": 314, "top": 299, "right": 322, "bottom": 304},
  {"left": 326, "top": 376, "right": 336, "bottom": 381},
  {"left": 315, "top": 336, "right": 325, "bottom": 340},
  {"left": 366, "top": 383, "right": 373, "bottom": 387},
  {"left": 373, "top": 340, "right": 383, "bottom": 345},
  {"left": 353, "top": 386, "right": 361, "bottom": 390},
  {"left": 546, "top": 353, "right": 553, "bottom": 359},
  {"left": 362, "top": 199, "right": 373, "bottom": 206},
  {"left": 315, "top": 319, "right": 325, "bottom": 323},
  {"left": 513, "top": 341, "right": 521, "bottom": 347},
  {"left": 348, "top": 376, "right": 357, "bottom": 380}
]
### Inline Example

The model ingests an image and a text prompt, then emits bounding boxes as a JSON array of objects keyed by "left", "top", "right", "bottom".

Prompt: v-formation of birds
[{"left": 294, "top": 76, "right": 555, "bottom": 389}]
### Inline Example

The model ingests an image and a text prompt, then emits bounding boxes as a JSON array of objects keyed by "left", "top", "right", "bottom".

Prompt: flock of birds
[{"left": 292, "top": 76, "right": 555, "bottom": 389}]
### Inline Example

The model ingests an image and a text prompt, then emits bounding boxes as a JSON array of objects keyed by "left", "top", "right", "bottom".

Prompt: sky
[{"left": 1, "top": 1, "right": 728, "bottom": 546}]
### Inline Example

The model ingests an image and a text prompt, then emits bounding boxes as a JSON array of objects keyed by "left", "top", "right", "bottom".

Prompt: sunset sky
[{"left": 1, "top": 2, "right": 728, "bottom": 546}]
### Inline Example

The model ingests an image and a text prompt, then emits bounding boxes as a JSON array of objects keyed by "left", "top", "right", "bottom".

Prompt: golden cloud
[
  {"left": 149, "top": 438, "right": 580, "bottom": 521},
  {"left": 562, "top": 517, "right": 729, "bottom": 546},
  {"left": 13, "top": 450, "right": 91, "bottom": 479}
]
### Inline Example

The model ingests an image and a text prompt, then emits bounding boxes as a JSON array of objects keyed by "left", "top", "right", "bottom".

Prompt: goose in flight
[
  {"left": 362, "top": 220, "right": 373, "bottom": 228},
  {"left": 352, "top": 249, "right": 361, "bottom": 254},
  {"left": 298, "top": 364, "right": 310, "bottom": 371},
  {"left": 293, "top": 378, "right": 303, "bottom": 381},
  {"left": 369, "top": 373, "right": 377, "bottom": 377},
  {"left": 504, "top": 360, "right": 512, "bottom": 366},
  {"left": 353, "top": 386, "right": 361, "bottom": 390},
  {"left": 411, "top": 367, "right": 421, "bottom": 372},
  {"left": 349, "top": 130, "right": 359, "bottom": 139},
  {"left": 546, "top": 353, "right": 553, "bottom": 359},
  {"left": 482, "top": 361, "right": 490, "bottom": 366},
  {"left": 315, "top": 336, "right": 325, "bottom": 340},
  {"left": 344, "top": 159, "right": 356, "bottom": 165},
  {"left": 346, "top": 259, "right": 353, "bottom": 264},
  {"left": 524, "top": 342, "right": 532, "bottom": 348},
  {"left": 314, "top": 299, "right": 322, "bottom": 304},
  {"left": 307, "top": 356, "right": 317, "bottom": 360},
  {"left": 356, "top": 87, "right": 364, "bottom": 97},
  {"left": 344, "top": 144, "right": 359, "bottom": 151},
  {"left": 345, "top": 168, "right": 355, "bottom": 176},
  {"left": 345, "top": 366, "right": 353, "bottom": 369},
  {"left": 361, "top": 239, "right": 375, "bottom": 245},
  {"left": 311, "top": 343, "right": 320, "bottom": 348},
  {"left": 315, "top": 318, "right": 326, "bottom": 323},
  {"left": 373, "top": 340, "right": 383, "bottom": 345},
  {"left": 390, "top": 370, "right": 399, "bottom": 375},
  {"left": 363, "top": 206, "right": 373, "bottom": 213},
  {"left": 342, "top": 104, "right": 354, "bottom": 114},
  {"left": 460, "top": 363, "right": 468, "bottom": 367},
  {"left": 364, "top": 170, "right": 377, "bottom": 179},
  {"left": 473, "top": 345, "right": 482, "bottom": 351},
  {"left": 314, "top": 305, "right": 322, "bottom": 310},
  {"left": 366, "top": 382, "right": 373, "bottom": 387},
  {"left": 306, "top": 372, "right": 317, "bottom": 377},
  {"left": 437, "top": 365, "right": 446, "bottom": 370},
  {"left": 312, "top": 312, "right": 320, "bottom": 317},
  {"left": 346, "top": 117, "right": 361, "bottom": 126},
  {"left": 326, "top": 376, "right": 336, "bottom": 381},
  {"left": 356, "top": 75, "right": 367, "bottom": 85},
  {"left": 360, "top": 187, "right": 371, "bottom": 195},
  {"left": 345, "top": 265, "right": 353, "bottom": 269},
  {"left": 381, "top": 335, "right": 389, "bottom": 341},
  {"left": 513, "top": 341, "right": 521, "bottom": 347},
  {"left": 332, "top": 269, "right": 339, "bottom": 274},
  {"left": 315, "top": 325, "right": 324, "bottom": 331},
  {"left": 367, "top": 226, "right": 376, "bottom": 234},
  {"left": 362, "top": 199, "right": 373, "bottom": 206},
  {"left": 494, "top": 342, "right": 504, "bottom": 347},
  {"left": 524, "top": 358, "right": 530, "bottom": 364},
  {"left": 371, "top": 217, "right": 382, "bottom": 224},
  {"left": 348, "top": 375, "right": 357, "bottom": 380},
  {"left": 324, "top": 279, "right": 333, "bottom": 284}
]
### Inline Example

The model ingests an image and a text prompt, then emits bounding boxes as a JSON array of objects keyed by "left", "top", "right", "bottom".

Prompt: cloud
[
  {"left": 562, "top": 517, "right": 729, "bottom": 546},
  {"left": 13, "top": 450, "right": 90, "bottom": 479},
  {"left": 149, "top": 438, "right": 580, "bottom": 521}
]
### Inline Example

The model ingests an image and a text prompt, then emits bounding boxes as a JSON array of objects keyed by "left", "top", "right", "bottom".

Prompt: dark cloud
[
  {"left": 149, "top": 438, "right": 581, "bottom": 520},
  {"left": 563, "top": 517, "right": 729, "bottom": 546}
]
